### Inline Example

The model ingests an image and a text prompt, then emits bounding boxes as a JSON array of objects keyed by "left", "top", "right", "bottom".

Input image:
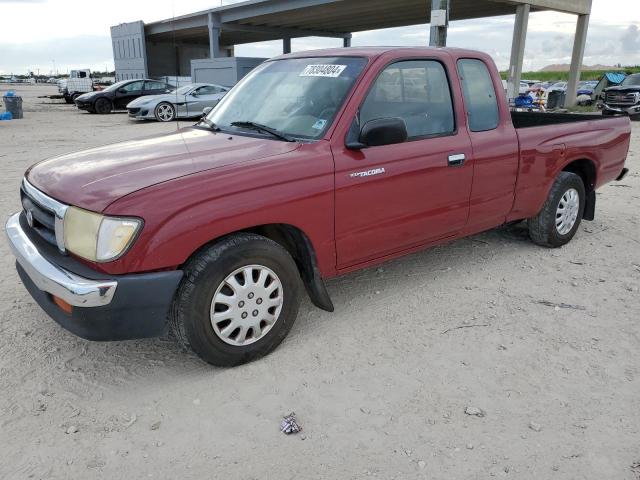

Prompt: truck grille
[
  {"left": 20, "top": 180, "right": 68, "bottom": 251},
  {"left": 605, "top": 92, "right": 638, "bottom": 105}
]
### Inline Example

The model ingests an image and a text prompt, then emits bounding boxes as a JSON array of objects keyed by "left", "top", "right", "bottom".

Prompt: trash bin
[
  {"left": 3, "top": 91, "right": 23, "bottom": 119},
  {"left": 547, "top": 91, "right": 566, "bottom": 110}
]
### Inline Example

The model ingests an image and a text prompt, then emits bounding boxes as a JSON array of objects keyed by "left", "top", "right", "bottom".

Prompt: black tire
[
  {"left": 64, "top": 95, "right": 74, "bottom": 104},
  {"left": 94, "top": 97, "right": 112, "bottom": 114},
  {"left": 154, "top": 102, "right": 176, "bottom": 122},
  {"left": 528, "top": 172, "right": 586, "bottom": 248},
  {"left": 631, "top": 114, "right": 640, "bottom": 122},
  {"left": 71, "top": 92, "right": 81, "bottom": 102},
  {"left": 169, "top": 233, "right": 302, "bottom": 366}
]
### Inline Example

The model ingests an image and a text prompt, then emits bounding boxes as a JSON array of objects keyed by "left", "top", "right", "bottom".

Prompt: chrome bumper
[
  {"left": 603, "top": 103, "right": 640, "bottom": 115},
  {"left": 5, "top": 212, "right": 117, "bottom": 307}
]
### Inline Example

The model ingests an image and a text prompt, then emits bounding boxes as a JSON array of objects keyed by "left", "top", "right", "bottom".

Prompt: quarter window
[
  {"left": 360, "top": 60, "right": 455, "bottom": 139},
  {"left": 457, "top": 59, "right": 500, "bottom": 132},
  {"left": 144, "top": 81, "right": 168, "bottom": 91}
]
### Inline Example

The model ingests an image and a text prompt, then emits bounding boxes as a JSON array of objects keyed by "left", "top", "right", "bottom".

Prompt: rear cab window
[
  {"left": 359, "top": 60, "right": 455, "bottom": 139},
  {"left": 457, "top": 59, "right": 500, "bottom": 132}
]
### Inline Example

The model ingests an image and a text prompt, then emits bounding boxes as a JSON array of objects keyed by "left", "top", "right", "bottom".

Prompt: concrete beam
[
  {"left": 219, "top": 0, "right": 344, "bottom": 24},
  {"left": 208, "top": 12, "right": 222, "bottom": 58},
  {"left": 507, "top": 3, "right": 530, "bottom": 101},
  {"left": 565, "top": 14, "right": 590, "bottom": 107},
  {"left": 221, "top": 22, "right": 351, "bottom": 39},
  {"left": 507, "top": 0, "right": 592, "bottom": 15}
]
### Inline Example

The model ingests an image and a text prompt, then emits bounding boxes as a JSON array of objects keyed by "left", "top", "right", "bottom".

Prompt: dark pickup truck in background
[
  {"left": 602, "top": 73, "right": 640, "bottom": 119},
  {"left": 6, "top": 47, "right": 631, "bottom": 366}
]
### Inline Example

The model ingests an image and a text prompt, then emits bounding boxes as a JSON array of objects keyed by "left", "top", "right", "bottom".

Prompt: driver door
[
  {"left": 333, "top": 59, "right": 474, "bottom": 268},
  {"left": 114, "top": 80, "right": 143, "bottom": 109}
]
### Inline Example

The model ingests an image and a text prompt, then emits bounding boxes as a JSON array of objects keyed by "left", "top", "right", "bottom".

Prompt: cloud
[
  {"left": 0, "top": 35, "right": 114, "bottom": 75},
  {"left": 621, "top": 24, "right": 640, "bottom": 53}
]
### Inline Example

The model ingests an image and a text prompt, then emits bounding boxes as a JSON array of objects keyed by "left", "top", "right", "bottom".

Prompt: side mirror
[
  {"left": 202, "top": 107, "right": 213, "bottom": 116},
  {"left": 117, "top": 88, "right": 127, "bottom": 94},
  {"left": 346, "top": 117, "right": 408, "bottom": 149}
]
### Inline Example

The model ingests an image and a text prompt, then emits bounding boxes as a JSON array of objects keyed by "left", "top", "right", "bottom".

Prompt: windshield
[
  {"left": 207, "top": 56, "right": 368, "bottom": 140},
  {"left": 622, "top": 74, "right": 640, "bottom": 87}
]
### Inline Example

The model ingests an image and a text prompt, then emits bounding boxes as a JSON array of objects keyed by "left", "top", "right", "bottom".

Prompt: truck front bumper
[
  {"left": 602, "top": 103, "right": 640, "bottom": 116},
  {"left": 5, "top": 212, "right": 183, "bottom": 341}
]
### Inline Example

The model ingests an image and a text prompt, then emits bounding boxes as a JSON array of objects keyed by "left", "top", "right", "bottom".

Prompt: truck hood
[
  {"left": 604, "top": 85, "right": 640, "bottom": 93},
  {"left": 26, "top": 128, "right": 300, "bottom": 212}
]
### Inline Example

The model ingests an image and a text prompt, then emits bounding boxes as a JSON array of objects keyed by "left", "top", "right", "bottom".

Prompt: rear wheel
[
  {"left": 154, "top": 102, "right": 176, "bottom": 122},
  {"left": 94, "top": 97, "right": 112, "bottom": 114},
  {"left": 169, "top": 233, "right": 302, "bottom": 366},
  {"left": 528, "top": 172, "right": 585, "bottom": 248},
  {"left": 631, "top": 113, "right": 640, "bottom": 122}
]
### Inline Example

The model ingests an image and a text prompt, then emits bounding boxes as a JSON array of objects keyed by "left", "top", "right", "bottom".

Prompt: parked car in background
[
  {"left": 127, "top": 83, "right": 230, "bottom": 122},
  {"left": 548, "top": 81, "right": 567, "bottom": 92},
  {"left": 602, "top": 73, "right": 640, "bottom": 119},
  {"left": 58, "top": 69, "right": 93, "bottom": 104},
  {"left": 74, "top": 79, "right": 174, "bottom": 114},
  {"left": 577, "top": 81, "right": 598, "bottom": 96},
  {"left": 6, "top": 47, "right": 631, "bottom": 366}
]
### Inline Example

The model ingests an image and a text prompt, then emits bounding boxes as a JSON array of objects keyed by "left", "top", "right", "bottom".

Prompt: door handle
[{"left": 448, "top": 153, "right": 466, "bottom": 167}]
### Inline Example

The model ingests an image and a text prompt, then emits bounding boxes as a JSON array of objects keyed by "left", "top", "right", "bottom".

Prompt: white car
[{"left": 126, "top": 83, "right": 230, "bottom": 122}]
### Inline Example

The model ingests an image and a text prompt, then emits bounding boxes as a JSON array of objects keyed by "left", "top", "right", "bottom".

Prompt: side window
[
  {"left": 144, "top": 80, "right": 168, "bottom": 91},
  {"left": 122, "top": 81, "right": 143, "bottom": 92},
  {"left": 457, "top": 59, "right": 499, "bottom": 132},
  {"left": 196, "top": 86, "right": 220, "bottom": 95},
  {"left": 360, "top": 60, "right": 455, "bottom": 139}
]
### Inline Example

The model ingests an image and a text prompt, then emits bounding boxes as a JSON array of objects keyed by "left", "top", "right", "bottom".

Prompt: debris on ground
[
  {"left": 441, "top": 323, "right": 489, "bottom": 334},
  {"left": 65, "top": 425, "right": 78, "bottom": 434},
  {"left": 529, "top": 421, "right": 543, "bottom": 432},
  {"left": 150, "top": 421, "right": 161, "bottom": 431},
  {"left": 280, "top": 412, "right": 301, "bottom": 434},
  {"left": 535, "top": 300, "right": 586, "bottom": 311},
  {"left": 465, "top": 406, "right": 486, "bottom": 417}
]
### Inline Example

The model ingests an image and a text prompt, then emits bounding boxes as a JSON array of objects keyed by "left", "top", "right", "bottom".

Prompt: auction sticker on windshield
[{"left": 300, "top": 64, "right": 347, "bottom": 78}]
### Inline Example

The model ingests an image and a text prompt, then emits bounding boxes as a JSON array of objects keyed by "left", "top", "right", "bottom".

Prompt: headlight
[{"left": 63, "top": 206, "right": 142, "bottom": 262}]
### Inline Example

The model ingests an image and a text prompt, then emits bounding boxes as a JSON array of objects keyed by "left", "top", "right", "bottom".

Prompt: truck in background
[{"left": 57, "top": 69, "right": 93, "bottom": 103}]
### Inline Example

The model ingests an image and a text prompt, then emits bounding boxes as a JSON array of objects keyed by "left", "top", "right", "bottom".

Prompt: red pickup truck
[{"left": 6, "top": 47, "right": 631, "bottom": 366}]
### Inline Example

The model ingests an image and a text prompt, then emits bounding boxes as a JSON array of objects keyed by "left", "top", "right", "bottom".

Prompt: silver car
[{"left": 126, "top": 83, "right": 230, "bottom": 122}]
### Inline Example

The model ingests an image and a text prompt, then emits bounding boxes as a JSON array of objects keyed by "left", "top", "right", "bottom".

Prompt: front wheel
[
  {"left": 94, "top": 97, "right": 112, "bottom": 114},
  {"left": 169, "top": 233, "right": 302, "bottom": 366},
  {"left": 154, "top": 102, "right": 176, "bottom": 122},
  {"left": 528, "top": 172, "right": 585, "bottom": 248}
]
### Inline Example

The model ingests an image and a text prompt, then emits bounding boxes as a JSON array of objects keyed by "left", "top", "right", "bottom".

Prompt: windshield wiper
[
  {"left": 230, "top": 121, "right": 295, "bottom": 142},
  {"left": 197, "top": 117, "right": 220, "bottom": 131}
]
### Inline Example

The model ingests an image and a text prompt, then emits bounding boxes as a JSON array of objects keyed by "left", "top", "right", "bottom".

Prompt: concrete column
[
  {"left": 429, "top": 0, "right": 449, "bottom": 47},
  {"left": 208, "top": 12, "right": 221, "bottom": 58},
  {"left": 507, "top": 3, "right": 530, "bottom": 101},
  {"left": 343, "top": 34, "right": 352, "bottom": 48},
  {"left": 283, "top": 37, "right": 292, "bottom": 54},
  {"left": 566, "top": 14, "right": 590, "bottom": 107}
]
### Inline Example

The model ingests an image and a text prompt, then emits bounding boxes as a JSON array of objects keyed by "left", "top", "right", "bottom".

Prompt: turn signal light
[{"left": 52, "top": 295, "right": 73, "bottom": 314}]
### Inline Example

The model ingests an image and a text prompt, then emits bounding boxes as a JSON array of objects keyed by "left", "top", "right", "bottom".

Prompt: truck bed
[{"left": 511, "top": 111, "right": 612, "bottom": 129}]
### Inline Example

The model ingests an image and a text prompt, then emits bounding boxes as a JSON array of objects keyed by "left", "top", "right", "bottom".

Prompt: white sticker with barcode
[{"left": 300, "top": 64, "right": 347, "bottom": 78}]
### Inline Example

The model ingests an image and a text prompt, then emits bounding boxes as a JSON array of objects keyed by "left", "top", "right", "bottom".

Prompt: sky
[{"left": 0, "top": 0, "right": 639, "bottom": 76}]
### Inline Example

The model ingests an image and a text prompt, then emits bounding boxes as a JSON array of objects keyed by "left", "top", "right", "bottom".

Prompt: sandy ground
[{"left": 0, "top": 84, "right": 638, "bottom": 480}]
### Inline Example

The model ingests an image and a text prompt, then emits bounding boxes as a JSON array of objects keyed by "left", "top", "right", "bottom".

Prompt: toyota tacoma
[{"left": 6, "top": 47, "right": 631, "bottom": 366}]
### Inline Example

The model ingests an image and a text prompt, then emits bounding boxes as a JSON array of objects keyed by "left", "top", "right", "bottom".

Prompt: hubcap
[
  {"left": 556, "top": 188, "right": 580, "bottom": 235},
  {"left": 157, "top": 104, "right": 174, "bottom": 121},
  {"left": 210, "top": 265, "right": 283, "bottom": 346}
]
